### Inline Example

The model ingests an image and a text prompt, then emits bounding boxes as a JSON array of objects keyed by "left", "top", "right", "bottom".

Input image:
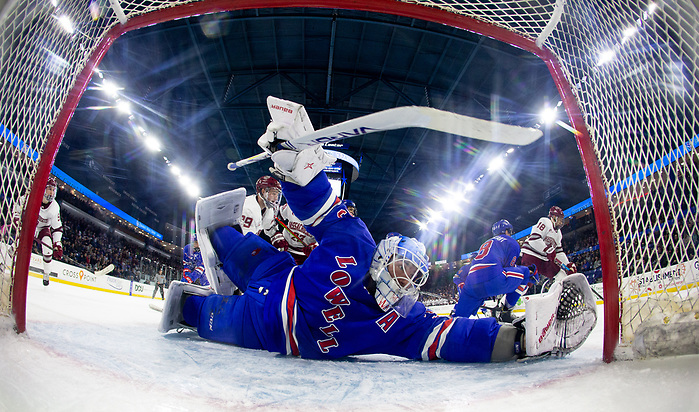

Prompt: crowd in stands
[
  {"left": 54, "top": 214, "right": 179, "bottom": 283},
  {"left": 561, "top": 214, "right": 602, "bottom": 285},
  {"left": 31, "top": 188, "right": 181, "bottom": 284}
]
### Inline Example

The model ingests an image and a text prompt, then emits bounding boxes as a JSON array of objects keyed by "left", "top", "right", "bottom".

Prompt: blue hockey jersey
[
  {"left": 187, "top": 172, "right": 502, "bottom": 362},
  {"left": 182, "top": 243, "right": 208, "bottom": 286},
  {"left": 452, "top": 235, "right": 533, "bottom": 317}
]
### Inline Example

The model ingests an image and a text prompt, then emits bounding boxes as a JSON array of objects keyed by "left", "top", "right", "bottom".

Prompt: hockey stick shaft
[
  {"left": 558, "top": 261, "right": 603, "bottom": 301},
  {"left": 228, "top": 106, "right": 542, "bottom": 171},
  {"left": 95, "top": 263, "right": 115, "bottom": 276},
  {"left": 275, "top": 216, "right": 303, "bottom": 243}
]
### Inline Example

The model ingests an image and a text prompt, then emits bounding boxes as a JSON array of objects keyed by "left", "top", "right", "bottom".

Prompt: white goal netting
[{"left": 2, "top": 0, "right": 698, "bottom": 359}]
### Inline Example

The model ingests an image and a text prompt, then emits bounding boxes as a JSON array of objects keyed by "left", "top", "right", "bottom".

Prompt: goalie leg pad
[
  {"left": 523, "top": 274, "right": 597, "bottom": 356},
  {"left": 158, "top": 281, "right": 213, "bottom": 333},
  {"left": 195, "top": 188, "right": 246, "bottom": 295}
]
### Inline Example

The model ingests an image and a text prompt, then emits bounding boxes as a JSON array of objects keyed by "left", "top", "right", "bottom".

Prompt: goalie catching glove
[
  {"left": 269, "top": 146, "right": 336, "bottom": 187},
  {"left": 521, "top": 273, "right": 597, "bottom": 357}
]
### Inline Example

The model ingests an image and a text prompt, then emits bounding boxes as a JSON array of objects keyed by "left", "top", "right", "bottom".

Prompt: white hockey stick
[
  {"left": 94, "top": 263, "right": 115, "bottom": 276},
  {"left": 228, "top": 106, "right": 543, "bottom": 171}
]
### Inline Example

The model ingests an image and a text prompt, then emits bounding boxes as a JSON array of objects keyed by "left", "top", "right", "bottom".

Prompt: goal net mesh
[{"left": 1, "top": 0, "right": 697, "bottom": 358}]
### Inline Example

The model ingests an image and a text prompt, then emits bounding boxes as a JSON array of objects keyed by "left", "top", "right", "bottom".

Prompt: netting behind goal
[{"left": 2, "top": 0, "right": 697, "bottom": 361}]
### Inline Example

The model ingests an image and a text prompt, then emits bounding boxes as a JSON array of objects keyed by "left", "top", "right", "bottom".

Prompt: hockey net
[{"left": 1, "top": 0, "right": 698, "bottom": 360}]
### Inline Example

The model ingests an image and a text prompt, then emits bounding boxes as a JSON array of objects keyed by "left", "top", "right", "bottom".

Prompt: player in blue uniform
[
  {"left": 451, "top": 220, "right": 537, "bottom": 320},
  {"left": 158, "top": 111, "right": 596, "bottom": 362},
  {"left": 181, "top": 235, "right": 209, "bottom": 286}
]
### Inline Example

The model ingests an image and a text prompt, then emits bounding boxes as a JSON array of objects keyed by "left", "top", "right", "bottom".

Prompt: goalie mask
[
  {"left": 369, "top": 235, "right": 430, "bottom": 317},
  {"left": 256, "top": 176, "right": 282, "bottom": 209},
  {"left": 43, "top": 176, "right": 58, "bottom": 204}
]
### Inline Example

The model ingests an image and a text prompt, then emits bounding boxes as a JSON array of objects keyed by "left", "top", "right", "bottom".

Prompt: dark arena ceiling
[{"left": 56, "top": 7, "right": 590, "bottom": 260}]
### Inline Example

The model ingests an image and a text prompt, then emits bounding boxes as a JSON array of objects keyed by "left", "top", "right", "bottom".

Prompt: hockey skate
[
  {"left": 158, "top": 281, "right": 213, "bottom": 333},
  {"left": 195, "top": 188, "right": 246, "bottom": 295},
  {"left": 520, "top": 274, "right": 597, "bottom": 358}
]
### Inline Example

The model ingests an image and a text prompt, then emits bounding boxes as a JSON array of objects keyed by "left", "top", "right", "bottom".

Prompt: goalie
[{"left": 158, "top": 98, "right": 597, "bottom": 362}]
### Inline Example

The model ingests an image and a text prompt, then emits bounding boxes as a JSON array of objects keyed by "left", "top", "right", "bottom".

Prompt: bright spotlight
[
  {"left": 144, "top": 136, "right": 161, "bottom": 152},
  {"left": 442, "top": 198, "right": 459, "bottom": 212},
  {"left": 647, "top": 2, "right": 657, "bottom": 15},
  {"left": 57, "top": 15, "right": 75, "bottom": 34},
  {"left": 539, "top": 106, "right": 557, "bottom": 125},
  {"left": 185, "top": 184, "right": 200, "bottom": 198},
  {"left": 115, "top": 100, "right": 131, "bottom": 114},
  {"left": 622, "top": 26, "right": 638, "bottom": 41},
  {"left": 101, "top": 80, "right": 120, "bottom": 98},
  {"left": 170, "top": 165, "right": 181, "bottom": 177},
  {"left": 428, "top": 210, "right": 443, "bottom": 223},
  {"left": 488, "top": 156, "right": 505, "bottom": 172},
  {"left": 596, "top": 49, "right": 616, "bottom": 66},
  {"left": 464, "top": 182, "right": 475, "bottom": 192}
]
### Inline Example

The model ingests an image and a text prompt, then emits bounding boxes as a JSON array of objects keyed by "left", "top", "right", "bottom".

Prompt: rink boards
[{"left": 24, "top": 251, "right": 166, "bottom": 300}]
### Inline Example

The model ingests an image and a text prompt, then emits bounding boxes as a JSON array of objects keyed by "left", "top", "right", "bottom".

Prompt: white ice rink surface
[{"left": 1, "top": 276, "right": 698, "bottom": 412}]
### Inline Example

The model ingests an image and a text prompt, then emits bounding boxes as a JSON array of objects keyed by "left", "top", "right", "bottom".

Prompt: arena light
[
  {"left": 427, "top": 210, "right": 443, "bottom": 223},
  {"left": 101, "top": 80, "right": 120, "bottom": 98},
  {"left": 487, "top": 156, "right": 505, "bottom": 172},
  {"left": 115, "top": 100, "right": 131, "bottom": 114},
  {"left": 170, "top": 165, "right": 181, "bottom": 177},
  {"left": 56, "top": 15, "right": 75, "bottom": 34},
  {"left": 596, "top": 49, "right": 616, "bottom": 66},
  {"left": 185, "top": 183, "right": 201, "bottom": 198},
  {"left": 539, "top": 106, "right": 557, "bottom": 125},
  {"left": 144, "top": 136, "right": 161, "bottom": 152},
  {"left": 622, "top": 26, "right": 638, "bottom": 42},
  {"left": 647, "top": 2, "right": 657, "bottom": 16}
]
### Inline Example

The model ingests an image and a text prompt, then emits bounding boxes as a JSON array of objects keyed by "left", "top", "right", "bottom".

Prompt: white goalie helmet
[{"left": 369, "top": 235, "right": 430, "bottom": 317}]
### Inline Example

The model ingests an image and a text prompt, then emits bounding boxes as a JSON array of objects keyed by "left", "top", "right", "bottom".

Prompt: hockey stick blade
[
  {"left": 227, "top": 106, "right": 542, "bottom": 170},
  {"left": 95, "top": 263, "right": 115, "bottom": 276},
  {"left": 149, "top": 302, "right": 163, "bottom": 312}
]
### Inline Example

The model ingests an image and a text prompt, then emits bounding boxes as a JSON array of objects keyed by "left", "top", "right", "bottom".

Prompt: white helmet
[{"left": 369, "top": 235, "right": 429, "bottom": 317}]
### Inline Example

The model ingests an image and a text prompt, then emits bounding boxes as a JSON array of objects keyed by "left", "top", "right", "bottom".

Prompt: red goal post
[{"left": 1, "top": 0, "right": 697, "bottom": 364}]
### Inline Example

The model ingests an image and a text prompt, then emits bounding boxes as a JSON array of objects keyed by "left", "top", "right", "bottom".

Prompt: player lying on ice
[{"left": 159, "top": 107, "right": 598, "bottom": 362}]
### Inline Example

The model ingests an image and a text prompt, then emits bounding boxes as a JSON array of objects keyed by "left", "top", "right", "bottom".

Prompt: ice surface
[{"left": 1, "top": 276, "right": 698, "bottom": 411}]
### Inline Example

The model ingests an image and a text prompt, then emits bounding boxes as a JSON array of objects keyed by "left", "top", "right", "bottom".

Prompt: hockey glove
[
  {"left": 302, "top": 243, "right": 317, "bottom": 257},
  {"left": 564, "top": 262, "right": 577, "bottom": 275},
  {"left": 527, "top": 264, "right": 539, "bottom": 284},
  {"left": 53, "top": 243, "right": 63, "bottom": 259},
  {"left": 271, "top": 233, "right": 289, "bottom": 251},
  {"left": 270, "top": 146, "right": 336, "bottom": 187},
  {"left": 257, "top": 121, "right": 291, "bottom": 154}
]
